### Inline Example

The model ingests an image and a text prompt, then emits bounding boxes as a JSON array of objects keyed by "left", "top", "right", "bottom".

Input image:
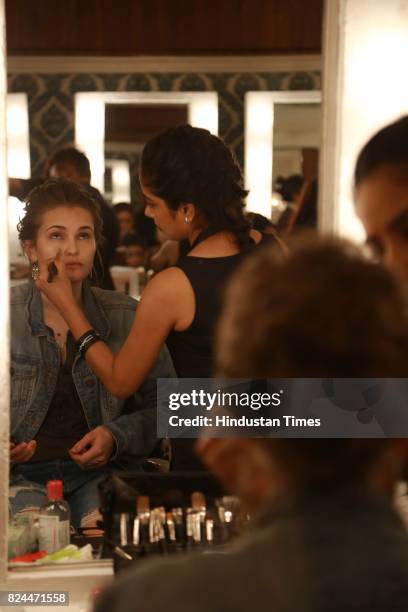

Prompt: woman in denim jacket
[{"left": 9, "top": 178, "right": 174, "bottom": 527}]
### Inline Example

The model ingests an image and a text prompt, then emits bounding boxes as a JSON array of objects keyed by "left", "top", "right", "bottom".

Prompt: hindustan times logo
[{"left": 168, "top": 389, "right": 283, "bottom": 411}]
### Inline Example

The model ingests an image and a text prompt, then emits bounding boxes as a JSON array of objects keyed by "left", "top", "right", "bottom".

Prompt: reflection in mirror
[
  {"left": 244, "top": 91, "right": 321, "bottom": 222},
  {"left": 0, "top": 2, "right": 9, "bottom": 577},
  {"left": 7, "top": 93, "right": 30, "bottom": 264},
  {"left": 104, "top": 159, "right": 131, "bottom": 204},
  {"left": 75, "top": 92, "right": 218, "bottom": 194},
  {"left": 104, "top": 103, "right": 188, "bottom": 206},
  {"left": 273, "top": 103, "right": 320, "bottom": 182},
  {"left": 7, "top": 93, "right": 30, "bottom": 279},
  {"left": 272, "top": 102, "right": 321, "bottom": 230}
]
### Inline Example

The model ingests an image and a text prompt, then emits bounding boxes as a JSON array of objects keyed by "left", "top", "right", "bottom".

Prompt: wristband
[{"left": 77, "top": 329, "right": 101, "bottom": 356}]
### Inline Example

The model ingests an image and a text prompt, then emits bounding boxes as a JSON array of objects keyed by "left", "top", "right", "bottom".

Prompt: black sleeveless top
[
  {"left": 166, "top": 233, "right": 276, "bottom": 470},
  {"left": 167, "top": 233, "right": 275, "bottom": 378},
  {"left": 31, "top": 332, "right": 89, "bottom": 462}
]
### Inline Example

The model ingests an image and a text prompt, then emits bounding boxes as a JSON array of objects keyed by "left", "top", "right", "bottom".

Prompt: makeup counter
[
  {"left": 6, "top": 471, "right": 242, "bottom": 611},
  {"left": 98, "top": 472, "right": 240, "bottom": 570}
]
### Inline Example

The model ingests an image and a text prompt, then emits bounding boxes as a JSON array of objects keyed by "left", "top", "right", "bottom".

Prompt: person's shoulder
[
  {"left": 90, "top": 286, "right": 137, "bottom": 312},
  {"left": 10, "top": 282, "right": 31, "bottom": 305},
  {"left": 95, "top": 551, "right": 227, "bottom": 612},
  {"left": 139, "top": 267, "right": 194, "bottom": 318},
  {"left": 143, "top": 266, "right": 191, "bottom": 298},
  {"left": 95, "top": 530, "right": 280, "bottom": 612}
]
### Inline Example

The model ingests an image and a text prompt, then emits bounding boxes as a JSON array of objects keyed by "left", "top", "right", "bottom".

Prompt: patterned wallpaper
[{"left": 7, "top": 70, "right": 321, "bottom": 191}]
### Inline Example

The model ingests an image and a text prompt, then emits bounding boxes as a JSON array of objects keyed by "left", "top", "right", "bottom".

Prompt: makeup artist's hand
[
  {"left": 35, "top": 251, "right": 75, "bottom": 314},
  {"left": 10, "top": 439, "right": 37, "bottom": 463},
  {"left": 69, "top": 426, "right": 115, "bottom": 470}
]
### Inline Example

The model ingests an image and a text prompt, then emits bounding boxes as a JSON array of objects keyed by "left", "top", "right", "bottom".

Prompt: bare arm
[{"left": 36, "top": 254, "right": 181, "bottom": 398}]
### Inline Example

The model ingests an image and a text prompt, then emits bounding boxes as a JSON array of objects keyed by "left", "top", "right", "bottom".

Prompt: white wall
[
  {"left": 273, "top": 103, "right": 321, "bottom": 180},
  {"left": 320, "top": 0, "right": 408, "bottom": 240},
  {"left": 0, "top": 0, "right": 10, "bottom": 583}
]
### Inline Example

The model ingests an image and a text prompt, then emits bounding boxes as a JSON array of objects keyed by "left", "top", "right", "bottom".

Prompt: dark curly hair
[
  {"left": 354, "top": 115, "right": 408, "bottom": 187},
  {"left": 18, "top": 177, "right": 103, "bottom": 245},
  {"left": 140, "top": 124, "right": 251, "bottom": 248}
]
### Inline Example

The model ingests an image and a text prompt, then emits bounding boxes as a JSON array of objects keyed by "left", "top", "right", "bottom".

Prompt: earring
[
  {"left": 31, "top": 261, "right": 40, "bottom": 281},
  {"left": 184, "top": 216, "right": 190, "bottom": 223}
]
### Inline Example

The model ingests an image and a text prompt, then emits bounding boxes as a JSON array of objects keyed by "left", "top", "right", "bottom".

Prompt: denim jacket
[{"left": 10, "top": 282, "right": 175, "bottom": 469}]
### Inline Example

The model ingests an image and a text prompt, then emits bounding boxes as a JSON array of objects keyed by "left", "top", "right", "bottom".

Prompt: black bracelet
[{"left": 77, "top": 329, "right": 101, "bottom": 356}]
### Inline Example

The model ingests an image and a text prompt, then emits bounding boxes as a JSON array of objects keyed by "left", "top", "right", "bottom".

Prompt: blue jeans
[{"left": 9, "top": 460, "right": 110, "bottom": 527}]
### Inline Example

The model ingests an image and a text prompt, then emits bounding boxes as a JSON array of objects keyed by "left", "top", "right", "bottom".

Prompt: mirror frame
[
  {"left": 0, "top": 0, "right": 9, "bottom": 580},
  {"left": 0, "top": 91, "right": 30, "bottom": 580},
  {"left": 7, "top": 93, "right": 30, "bottom": 263},
  {"left": 104, "top": 158, "right": 131, "bottom": 204},
  {"left": 244, "top": 90, "right": 321, "bottom": 218},
  {"left": 75, "top": 91, "right": 218, "bottom": 193}
]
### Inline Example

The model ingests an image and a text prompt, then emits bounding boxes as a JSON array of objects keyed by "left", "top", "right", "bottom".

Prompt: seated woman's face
[{"left": 26, "top": 205, "right": 96, "bottom": 283}]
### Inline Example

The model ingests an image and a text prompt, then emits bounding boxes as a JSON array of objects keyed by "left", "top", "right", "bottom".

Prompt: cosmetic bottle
[{"left": 38, "top": 480, "right": 71, "bottom": 553}]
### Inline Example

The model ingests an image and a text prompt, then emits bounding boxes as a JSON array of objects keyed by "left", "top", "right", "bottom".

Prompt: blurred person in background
[
  {"left": 120, "top": 232, "right": 149, "bottom": 268},
  {"left": 113, "top": 202, "right": 135, "bottom": 239},
  {"left": 96, "top": 238, "right": 408, "bottom": 612},
  {"left": 274, "top": 174, "right": 304, "bottom": 205},
  {"left": 280, "top": 178, "right": 318, "bottom": 237},
  {"left": 274, "top": 173, "right": 305, "bottom": 234},
  {"left": 149, "top": 229, "right": 191, "bottom": 273},
  {"left": 148, "top": 238, "right": 181, "bottom": 273},
  {"left": 245, "top": 212, "right": 287, "bottom": 254},
  {"left": 245, "top": 211, "right": 277, "bottom": 234},
  {"left": 354, "top": 115, "right": 408, "bottom": 284},
  {"left": 354, "top": 115, "right": 408, "bottom": 514}
]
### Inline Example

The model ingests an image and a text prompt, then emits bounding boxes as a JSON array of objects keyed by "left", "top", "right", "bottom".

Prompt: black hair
[
  {"left": 114, "top": 202, "right": 133, "bottom": 215},
  {"left": 120, "top": 232, "right": 148, "bottom": 248},
  {"left": 245, "top": 212, "right": 275, "bottom": 232},
  {"left": 274, "top": 174, "right": 304, "bottom": 202},
  {"left": 354, "top": 115, "right": 408, "bottom": 187},
  {"left": 134, "top": 211, "right": 158, "bottom": 247},
  {"left": 44, "top": 147, "right": 91, "bottom": 181},
  {"left": 141, "top": 124, "right": 251, "bottom": 248}
]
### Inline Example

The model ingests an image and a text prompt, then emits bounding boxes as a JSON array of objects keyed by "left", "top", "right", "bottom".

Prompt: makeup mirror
[
  {"left": 75, "top": 91, "right": 218, "bottom": 194},
  {"left": 104, "top": 102, "right": 188, "bottom": 205},
  {"left": 244, "top": 90, "right": 321, "bottom": 219}
]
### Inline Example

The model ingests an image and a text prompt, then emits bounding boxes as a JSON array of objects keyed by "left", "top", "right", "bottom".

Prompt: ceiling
[{"left": 5, "top": 0, "right": 323, "bottom": 56}]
